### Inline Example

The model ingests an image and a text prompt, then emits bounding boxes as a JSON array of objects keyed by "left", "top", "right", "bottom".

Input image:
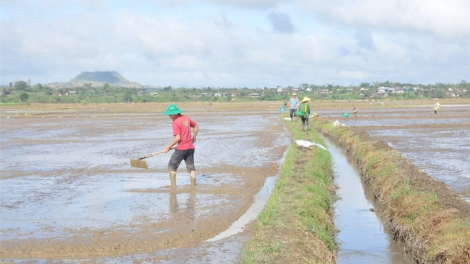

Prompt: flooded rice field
[
  {"left": 316, "top": 102, "right": 470, "bottom": 202},
  {"left": 1, "top": 100, "right": 468, "bottom": 262},
  {"left": 0, "top": 107, "right": 291, "bottom": 262}
]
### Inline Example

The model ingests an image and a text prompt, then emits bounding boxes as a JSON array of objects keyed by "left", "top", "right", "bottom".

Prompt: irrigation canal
[{"left": 324, "top": 137, "right": 415, "bottom": 263}]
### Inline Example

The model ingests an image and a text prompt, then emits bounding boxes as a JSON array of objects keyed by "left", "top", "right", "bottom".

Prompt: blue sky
[{"left": 1, "top": 0, "right": 469, "bottom": 88}]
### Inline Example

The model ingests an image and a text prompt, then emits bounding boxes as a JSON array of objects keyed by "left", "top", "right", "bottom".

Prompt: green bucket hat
[{"left": 163, "top": 104, "right": 183, "bottom": 115}]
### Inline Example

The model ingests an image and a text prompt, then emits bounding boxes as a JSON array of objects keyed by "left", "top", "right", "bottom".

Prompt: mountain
[
  {"left": 48, "top": 71, "right": 143, "bottom": 88},
  {"left": 71, "top": 71, "right": 129, "bottom": 83}
]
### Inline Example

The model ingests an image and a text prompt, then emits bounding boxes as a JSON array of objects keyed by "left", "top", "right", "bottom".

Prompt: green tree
[
  {"left": 14, "top": 80, "right": 29, "bottom": 91},
  {"left": 433, "top": 89, "right": 445, "bottom": 98},
  {"left": 19, "top": 92, "right": 29, "bottom": 102},
  {"left": 33, "top": 83, "right": 44, "bottom": 91},
  {"left": 123, "top": 92, "right": 133, "bottom": 102}
]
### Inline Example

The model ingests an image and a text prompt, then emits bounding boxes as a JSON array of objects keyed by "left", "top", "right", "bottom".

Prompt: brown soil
[
  {"left": 0, "top": 105, "right": 290, "bottom": 260},
  {"left": 347, "top": 126, "right": 470, "bottom": 219}
]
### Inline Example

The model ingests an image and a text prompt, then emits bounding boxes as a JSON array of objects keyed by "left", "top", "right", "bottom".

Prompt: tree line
[{"left": 1, "top": 80, "right": 468, "bottom": 104}]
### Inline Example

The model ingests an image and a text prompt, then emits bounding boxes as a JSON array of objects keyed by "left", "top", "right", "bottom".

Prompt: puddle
[
  {"left": 206, "top": 131, "right": 290, "bottom": 242},
  {"left": 315, "top": 104, "right": 470, "bottom": 202},
  {"left": 315, "top": 105, "right": 470, "bottom": 119},
  {"left": 0, "top": 112, "right": 292, "bottom": 261},
  {"left": 206, "top": 176, "right": 277, "bottom": 242},
  {"left": 324, "top": 137, "right": 414, "bottom": 263},
  {"left": 367, "top": 127, "right": 470, "bottom": 197}
]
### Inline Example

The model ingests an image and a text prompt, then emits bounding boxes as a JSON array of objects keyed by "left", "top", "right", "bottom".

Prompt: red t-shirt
[{"left": 172, "top": 115, "right": 197, "bottom": 150}]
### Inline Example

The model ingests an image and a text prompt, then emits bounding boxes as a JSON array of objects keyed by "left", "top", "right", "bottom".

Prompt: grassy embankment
[
  {"left": 312, "top": 117, "right": 470, "bottom": 263},
  {"left": 242, "top": 115, "right": 337, "bottom": 263}
]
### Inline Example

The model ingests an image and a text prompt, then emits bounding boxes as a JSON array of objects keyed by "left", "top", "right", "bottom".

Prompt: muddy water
[
  {"left": 325, "top": 138, "right": 414, "bottom": 263},
  {"left": 206, "top": 176, "right": 278, "bottom": 242},
  {"left": 0, "top": 111, "right": 291, "bottom": 262},
  {"left": 316, "top": 104, "right": 470, "bottom": 202}
]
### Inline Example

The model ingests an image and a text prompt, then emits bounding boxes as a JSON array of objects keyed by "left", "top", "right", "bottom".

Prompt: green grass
[{"left": 242, "top": 115, "right": 337, "bottom": 264}]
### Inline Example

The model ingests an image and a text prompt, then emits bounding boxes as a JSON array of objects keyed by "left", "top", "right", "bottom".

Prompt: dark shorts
[
  {"left": 301, "top": 117, "right": 309, "bottom": 125},
  {"left": 290, "top": 109, "right": 296, "bottom": 118},
  {"left": 168, "top": 149, "right": 196, "bottom": 172}
]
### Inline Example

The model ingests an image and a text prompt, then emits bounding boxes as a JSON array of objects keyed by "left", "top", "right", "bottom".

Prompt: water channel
[{"left": 324, "top": 137, "right": 414, "bottom": 263}]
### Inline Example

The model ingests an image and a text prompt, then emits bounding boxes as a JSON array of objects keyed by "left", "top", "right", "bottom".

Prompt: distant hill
[{"left": 48, "top": 71, "right": 143, "bottom": 88}]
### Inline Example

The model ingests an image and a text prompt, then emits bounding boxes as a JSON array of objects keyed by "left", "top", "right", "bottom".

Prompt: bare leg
[
  {"left": 190, "top": 170, "right": 196, "bottom": 185},
  {"left": 169, "top": 171, "right": 176, "bottom": 188}
]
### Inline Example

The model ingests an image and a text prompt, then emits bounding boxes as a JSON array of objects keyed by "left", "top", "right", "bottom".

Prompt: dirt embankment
[{"left": 312, "top": 117, "right": 470, "bottom": 264}]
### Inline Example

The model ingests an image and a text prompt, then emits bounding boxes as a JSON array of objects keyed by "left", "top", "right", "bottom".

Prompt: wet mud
[
  {"left": 0, "top": 106, "right": 291, "bottom": 261},
  {"left": 1, "top": 100, "right": 468, "bottom": 262},
  {"left": 316, "top": 103, "right": 470, "bottom": 202}
]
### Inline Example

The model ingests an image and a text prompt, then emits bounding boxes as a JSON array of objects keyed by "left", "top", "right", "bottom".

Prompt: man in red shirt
[{"left": 163, "top": 104, "right": 199, "bottom": 187}]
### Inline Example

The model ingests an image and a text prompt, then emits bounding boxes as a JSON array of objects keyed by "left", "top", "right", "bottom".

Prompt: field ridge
[{"left": 312, "top": 117, "right": 470, "bottom": 263}]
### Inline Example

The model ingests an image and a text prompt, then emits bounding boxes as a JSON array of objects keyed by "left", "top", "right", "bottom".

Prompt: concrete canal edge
[{"left": 312, "top": 117, "right": 470, "bottom": 263}]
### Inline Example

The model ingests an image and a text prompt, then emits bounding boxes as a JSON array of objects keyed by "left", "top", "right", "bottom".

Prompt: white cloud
[
  {"left": 151, "top": 0, "right": 285, "bottom": 9},
  {"left": 299, "top": 0, "right": 470, "bottom": 40},
  {"left": 338, "top": 70, "right": 371, "bottom": 80},
  {"left": 1, "top": 0, "right": 469, "bottom": 86}
]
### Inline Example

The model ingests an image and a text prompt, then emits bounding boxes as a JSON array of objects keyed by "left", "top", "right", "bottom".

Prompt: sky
[{"left": 1, "top": 0, "right": 469, "bottom": 88}]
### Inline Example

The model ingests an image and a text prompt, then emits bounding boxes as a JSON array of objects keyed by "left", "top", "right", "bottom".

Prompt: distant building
[
  {"left": 394, "top": 88, "right": 405, "bottom": 94},
  {"left": 138, "top": 90, "right": 149, "bottom": 96},
  {"left": 370, "top": 87, "right": 388, "bottom": 98}
]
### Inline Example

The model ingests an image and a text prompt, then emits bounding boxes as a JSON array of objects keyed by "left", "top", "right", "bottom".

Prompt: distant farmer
[
  {"left": 434, "top": 102, "right": 441, "bottom": 115},
  {"left": 163, "top": 104, "right": 199, "bottom": 187},
  {"left": 298, "top": 96, "right": 311, "bottom": 131},
  {"left": 289, "top": 93, "right": 299, "bottom": 121},
  {"left": 280, "top": 97, "right": 288, "bottom": 113},
  {"left": 352, "top": 105, "right": 358, "bottom": 117}
]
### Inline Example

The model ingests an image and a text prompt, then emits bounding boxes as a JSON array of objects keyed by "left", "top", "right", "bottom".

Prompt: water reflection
[
  {"left": 324, "top": 137, "right": 413, "bottom": 264},
  {"left": 169, "top": 189, "right": 196, "bottom": 223}
]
